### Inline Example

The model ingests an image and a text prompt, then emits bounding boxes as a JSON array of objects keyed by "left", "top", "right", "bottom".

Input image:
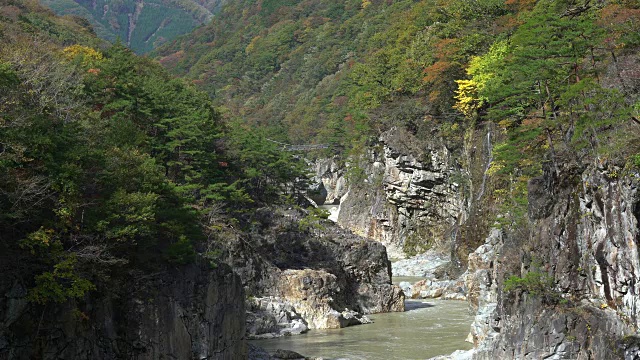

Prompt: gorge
[{"left": 1, "top": 0, "right": 640, "bottom": 359}]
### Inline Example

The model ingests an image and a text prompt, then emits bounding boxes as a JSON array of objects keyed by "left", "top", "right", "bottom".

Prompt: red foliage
[
  {"left": 158, "top": 50, "right": 185, "bottom": 68},
  {"left": 433, "top": 38, "right": 457, "bottom": 58},
  {"left": 423, "top": 38, "right": 458, "bottom": 84}
]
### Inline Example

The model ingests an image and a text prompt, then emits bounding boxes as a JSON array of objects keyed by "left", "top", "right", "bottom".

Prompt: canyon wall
[
  {"left": 467, "top": 163, "right": 640, "bottom": 359},
  {"left": 0, "top": 264, "right": 246, "bottom": 359},
  {"left": 315, "top": 127, "right": 470, "bottom": 260}
]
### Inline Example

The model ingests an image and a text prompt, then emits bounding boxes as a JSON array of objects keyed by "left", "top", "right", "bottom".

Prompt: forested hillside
[
  {"left": 4, "top": 0, "right": 640, "bottom": 358},
  {"left": 157, "top": 0, "right": 640, "bottom": 238},
  {"left": 1, "top": 1, "right": 307, "bottom": 350},
  {"left": 40, "top": 0, "right": 227, "bottom": 53},
  {"left": 157, "top": 0, "right": 639, "bottom": 159}
]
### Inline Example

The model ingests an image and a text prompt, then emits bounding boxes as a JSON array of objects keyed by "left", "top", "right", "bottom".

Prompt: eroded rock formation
[
  {"left": 315, "top": 128, "right": 467, "bottom": 260},
  {"left": 466, "top": 164, "right": 640, "bottom": 359},
  {"left": 223, "top": 207, "right": 404, "bottom": 339}
]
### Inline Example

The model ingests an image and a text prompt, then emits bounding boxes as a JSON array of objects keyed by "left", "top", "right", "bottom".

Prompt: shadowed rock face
[
  {"left": 0, "top": 264, "right": 246, "bottom": 359},
  {"left": 224, "top": 207, "right": 404, "bottom": 339},
  {"left": 466, "top": 163, "right": 640, "bottom": 360}
]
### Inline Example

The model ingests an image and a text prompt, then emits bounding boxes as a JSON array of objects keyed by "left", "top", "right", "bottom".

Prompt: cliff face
[
  {"left": 326, "top": 123, "right": 640, "bottom": 358},
  {"left": 467, "top": 163, "right": 640, "bottom": 359},
  {"left": 0, "top": 264, "right": 246, "bottom": 360},
  {"left": 326, "top": 127, "right": 467, "bottom": 260}
]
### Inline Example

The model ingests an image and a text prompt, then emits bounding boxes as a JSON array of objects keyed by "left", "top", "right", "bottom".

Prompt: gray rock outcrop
[
  {"left": 0, "top": 264, "right": 246, "bottom": 359},
  {"left": 314, "top": 157, "right": 348, "bottom": 205},
  {"left": 468, "top": 164, "right": 640, "bottom": 359},
  {"left": 324, "top": 128, "right": 466, "bottom": 260},
  {"left": 392, "top": 249, "right": 453, "bottom": 277},
  {"left": 224, "top": 207, "right": 404, "bottom": 339}
]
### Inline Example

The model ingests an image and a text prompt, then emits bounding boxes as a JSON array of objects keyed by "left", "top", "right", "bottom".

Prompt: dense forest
[
  {"left": 156, "top": 0, "right": 639, "bottom": 150},
  {"left": 0, "top": 0, "right": 307, "bottom": 310}
]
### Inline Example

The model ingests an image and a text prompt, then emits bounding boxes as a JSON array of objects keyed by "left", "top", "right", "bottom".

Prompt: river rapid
[{"left": 251, "top": 277, "right": 473, "bottom": 359}]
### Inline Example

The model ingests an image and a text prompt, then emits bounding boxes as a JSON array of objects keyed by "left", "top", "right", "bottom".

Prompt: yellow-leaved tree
[
  {"left": 453, "top": 40, "right": 508, "bottom": 118},
  {"left": 62, "top": 44, "right": 103, "bottom": 67}
]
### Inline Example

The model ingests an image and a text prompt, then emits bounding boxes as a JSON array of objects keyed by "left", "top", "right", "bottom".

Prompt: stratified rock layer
[{"left": 319, "top": 128, "right": 466, "bottom": 260}]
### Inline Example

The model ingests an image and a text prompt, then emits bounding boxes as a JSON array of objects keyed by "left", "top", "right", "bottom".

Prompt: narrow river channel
[{"left": 251, "top": 278, "right": 473, "bottom": 359}]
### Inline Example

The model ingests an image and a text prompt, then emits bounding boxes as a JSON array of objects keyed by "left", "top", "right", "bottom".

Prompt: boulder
[{"left": 273, "top": 349, "right": 306, "bottom": 359}]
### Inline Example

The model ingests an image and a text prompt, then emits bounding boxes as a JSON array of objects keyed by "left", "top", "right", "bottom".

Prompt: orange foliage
[
  {"left": 158, "top": 50, "right": 185, "bottom": 68},
  {"left": 433, "top": 38, "right": 457, "bottom": 58},
  {"left": 423, "top": 60, "right": 453, "bottom": 83},
  {"left": 521, "top": 116, "right": 543, "bottom": 128},
  {"left": 422, "top": 38, "right": 458, "bottom": 84},
  {"left": 495, "top": 14, "right": 523, "bottom": 32}
]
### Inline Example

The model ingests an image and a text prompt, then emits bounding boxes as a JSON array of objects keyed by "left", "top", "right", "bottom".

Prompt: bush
[
  {"left": 503, "top": 270, "right": 562, "bottom": 304},
  {"left": 165, "top": 236, "right": 196, "bottom": 265},
  {"left": 298, "top": 207, "right": 330, "bottom": 231}
]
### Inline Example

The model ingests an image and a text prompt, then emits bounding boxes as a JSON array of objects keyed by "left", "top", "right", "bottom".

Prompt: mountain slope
[
  {"left": 40, "top": 0, "right": 228, "bottom": 53},
  {"left": 0, "top": 2, "right": 249, "bottom": 357},
  {"left": 155, "top": 1, "right": 640, "bottom": 358},
  {"left": 155, "top": 0, "right": 517, "bottom": 146}
]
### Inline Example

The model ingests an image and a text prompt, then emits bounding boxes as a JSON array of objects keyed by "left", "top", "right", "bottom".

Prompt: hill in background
[{"left": 40, "top": 0, "right": 227, "bottom": 53}]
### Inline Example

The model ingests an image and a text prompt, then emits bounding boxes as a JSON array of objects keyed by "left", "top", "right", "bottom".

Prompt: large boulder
[{"left": 223, "top": 207, "right": 404, "bottom": 338}]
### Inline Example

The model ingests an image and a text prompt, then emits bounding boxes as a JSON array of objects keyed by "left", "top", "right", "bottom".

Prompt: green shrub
[
  {"left": 298, "top": 207, "right": 330, "bottom": 231},
  {"left": 28, "top": 255, "right": 95, "bottom": 304},
  {"left": 503, "top": 270, "right": 562, "bottom": 304},
  {"left": 165, "top": 236, "right": 196, "bottom": 265}
]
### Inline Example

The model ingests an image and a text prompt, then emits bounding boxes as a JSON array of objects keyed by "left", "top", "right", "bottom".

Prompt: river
[{"left": 250, "top": 277, "right": 473, "bottom": 359}]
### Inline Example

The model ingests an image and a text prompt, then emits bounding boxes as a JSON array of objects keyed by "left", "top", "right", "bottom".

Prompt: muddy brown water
[{"left": 250, "top": 290, "right": 473, "bottom": 359}]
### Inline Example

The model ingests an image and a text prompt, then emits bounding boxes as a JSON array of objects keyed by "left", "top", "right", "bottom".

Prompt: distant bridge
[{"left": 266, "top": 139, "right": 330, "bottom": 151}]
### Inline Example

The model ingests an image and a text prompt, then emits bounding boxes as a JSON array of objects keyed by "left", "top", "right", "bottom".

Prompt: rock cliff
[
  {"left": 223, "top": 206, "right": 405, "bottom": 339},
  {"left": 0, "top": 263, "right": 246, "bottom": 359},
  {"left": 323, "top": 123, "right": 640, "bottom": 358},
  {"left": 466, "top": 163, "right": 640, "bottom": 359},
  {"left": 316, "top": 127, "right": 467, "bottom": 260}
]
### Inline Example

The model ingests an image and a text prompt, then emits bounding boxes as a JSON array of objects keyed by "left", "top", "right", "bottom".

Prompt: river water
[{"left": 251, "top": 280, "right": 473, "bottom": 359}]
